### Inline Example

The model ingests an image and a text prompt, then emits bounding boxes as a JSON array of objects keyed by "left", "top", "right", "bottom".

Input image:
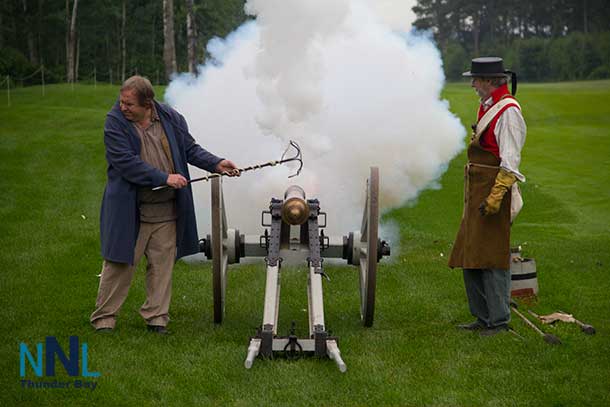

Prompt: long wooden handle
[{"left": 512, "top": 306, "right": 544, "bottom": 336}]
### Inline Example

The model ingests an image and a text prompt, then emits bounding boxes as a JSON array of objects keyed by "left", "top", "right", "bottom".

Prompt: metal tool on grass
[
  {"left": 558, "top": 310, "right": 596, "bottom": 335},
  {"left": 152, "top": 140, "right": 303, "bottom": 191},
  {"left": 511, "top": 305, "right": 561, "bottom": 345},
  {"left": 507, "top": 327, "right": 524, "bottom": 341},
  {"left": 530, "top": 309, "right": 596, "bottom": 335}
]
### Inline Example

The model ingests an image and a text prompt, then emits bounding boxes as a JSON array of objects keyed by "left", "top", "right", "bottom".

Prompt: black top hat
[
  {"left": 462, "top": 57, "right": 509, "bottom": 77},
  {"left": 463, "top": 57, "right": 518, "bottom": 95}
]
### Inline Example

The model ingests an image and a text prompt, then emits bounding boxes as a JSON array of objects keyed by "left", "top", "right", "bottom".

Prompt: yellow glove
[{"left": 479, "top": 168, "right": 517, "bottom": 216}]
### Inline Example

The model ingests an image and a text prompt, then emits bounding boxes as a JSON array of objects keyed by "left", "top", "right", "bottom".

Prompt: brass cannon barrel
[{"left": 282, "top": 185, "right": 310, "bottom": 225}]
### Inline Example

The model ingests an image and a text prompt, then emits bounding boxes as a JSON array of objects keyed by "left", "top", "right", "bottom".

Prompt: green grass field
[{"left": 1, "top": 81, "right": 609, "bottom": 406}]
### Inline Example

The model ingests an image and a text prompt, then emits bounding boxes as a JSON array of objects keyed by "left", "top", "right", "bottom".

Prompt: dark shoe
[
  {"left": 479, "top": 324, "right": 508, "bottom": 337},
  {"left": 457, "top": 320, "right": 486, "bottom": 331},
  {"left": 147, "top": 325, "right": 169, "bottom": 335},
  {"left": 95, "top": 327, "right": 113, "bottom": 333}
]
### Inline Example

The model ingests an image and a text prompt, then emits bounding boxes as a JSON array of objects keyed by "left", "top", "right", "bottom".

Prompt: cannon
[{"left": 199, "top": 167, "right": 390, "bottom": 372}]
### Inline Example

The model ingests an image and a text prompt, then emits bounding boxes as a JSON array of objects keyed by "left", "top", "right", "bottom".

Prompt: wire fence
[{"left": 2, "top": 65, "right": 166, "bottom": 107}]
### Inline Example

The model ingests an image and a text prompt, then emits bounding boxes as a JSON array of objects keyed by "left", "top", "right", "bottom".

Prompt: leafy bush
[
  {"left": 43, "top": 65, "right": 65, "bottom": 84},
  {"left": 441, "top": 31, "right": 610, "bottom": 82},
  {"left": 443, "top": 41, "right": 469, "bottom": 81},
  {"left": 516, "top": 38, "right": 551, "bottom": 82},
  {"left": 588, "top": 66, "right": 610, "bottom": 79},
  {"left": 0, "top": 47, "right": 36, "bottom": 79}
]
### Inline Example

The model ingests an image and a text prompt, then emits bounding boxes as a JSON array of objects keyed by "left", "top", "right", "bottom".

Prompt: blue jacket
[{"left": 100, "top": 100, "right": 223, "bottom": 264}]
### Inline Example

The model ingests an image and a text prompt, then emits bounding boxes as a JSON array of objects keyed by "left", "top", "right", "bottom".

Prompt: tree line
[
  {"left": 413, "top": 0, "right": 610, "bottom": 81},
  {"left": 0, "top": 0, "right": 248, "bottom": 85},
  {"left": 2, "top": 1, "right": 610, "bottom": 86}
]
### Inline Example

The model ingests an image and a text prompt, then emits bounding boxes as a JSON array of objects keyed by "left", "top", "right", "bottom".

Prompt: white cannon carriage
[{"left": 199, "top": 167, "right": 390, "bottom": 372}]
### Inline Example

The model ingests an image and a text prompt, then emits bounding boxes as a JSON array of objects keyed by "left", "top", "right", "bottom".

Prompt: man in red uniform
[{"left": 448, "top": 57, "right": 526, "bottom": 336}]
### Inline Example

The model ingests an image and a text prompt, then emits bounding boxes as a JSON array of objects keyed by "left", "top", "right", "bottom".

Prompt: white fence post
[{"left": 41, "top": 65, "right": 45, "bottom": 97}]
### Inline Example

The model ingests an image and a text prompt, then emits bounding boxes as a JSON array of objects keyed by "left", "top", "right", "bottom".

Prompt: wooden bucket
[{"left": 510, "top": 247, "right": 538, "bottom": 297}]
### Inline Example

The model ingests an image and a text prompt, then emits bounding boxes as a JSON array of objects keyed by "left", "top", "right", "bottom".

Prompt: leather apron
[{"left": 448, "top": 136, "right": 511, "bottom": 270}]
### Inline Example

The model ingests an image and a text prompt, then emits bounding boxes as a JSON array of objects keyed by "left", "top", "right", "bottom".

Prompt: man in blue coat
[{"left": 90, "top": 75, "right": 239, "bottom": 334}]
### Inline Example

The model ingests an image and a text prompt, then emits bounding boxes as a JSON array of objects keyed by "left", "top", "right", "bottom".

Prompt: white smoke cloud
[
  {"left": 165, "top": 0, "right": 464, "bottom": 239},
  {"left": 365, "top": 0, "right": 417, "bottom": 32}
]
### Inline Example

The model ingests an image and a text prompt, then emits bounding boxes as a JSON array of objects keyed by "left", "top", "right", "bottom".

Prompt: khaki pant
[{"left": 90, "top": 221, "right": 176, "bottom": 329}]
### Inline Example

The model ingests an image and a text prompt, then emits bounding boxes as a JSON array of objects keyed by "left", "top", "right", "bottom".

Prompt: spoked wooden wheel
[
  {"left": 211, "top": 177, "right": 228, "bottom": 324},
  {"left": 359, "top": 167, "right": 379, "bottom": 327}
]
